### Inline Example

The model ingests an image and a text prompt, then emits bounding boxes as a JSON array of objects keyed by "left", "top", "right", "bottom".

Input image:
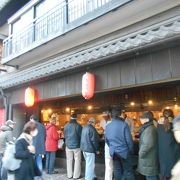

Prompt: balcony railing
[{"left": 2, "top": 0, "right": 131, "bottom": 62}]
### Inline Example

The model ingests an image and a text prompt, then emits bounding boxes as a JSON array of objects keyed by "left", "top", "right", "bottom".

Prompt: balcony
[{"left": 2, "top": 0, "right": 131, "bottom": 65}]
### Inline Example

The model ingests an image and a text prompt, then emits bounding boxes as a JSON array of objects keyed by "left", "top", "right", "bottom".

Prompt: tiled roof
[{"left": 0, "top": 16, "right": 180, "bottom": 89}]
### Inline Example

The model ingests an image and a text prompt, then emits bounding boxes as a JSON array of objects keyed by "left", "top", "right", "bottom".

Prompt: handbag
[
  {"left": 2, "top": 143, "right": 22, "bottom": 171},
  {"left": 58, "top": 139, "right": 65, "bottom": 149}
]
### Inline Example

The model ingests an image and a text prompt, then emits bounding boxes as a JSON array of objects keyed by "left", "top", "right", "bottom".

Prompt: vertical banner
[{"left": 0, "top": 109, "right": 6, "bottom": 127}]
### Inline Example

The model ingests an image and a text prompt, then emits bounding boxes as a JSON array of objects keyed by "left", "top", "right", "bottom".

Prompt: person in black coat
[
  {"left": 157, "top": 109, "right": 180, "bottom": 180},
  {"left": 15, "top": 121, "right": 41, "bottom": 180},
  {"left": 64, "top": 113, "right": 82, "bottom": 179},
  {"left": 80, "top": 117, "right": 99, "bottom": 180}
]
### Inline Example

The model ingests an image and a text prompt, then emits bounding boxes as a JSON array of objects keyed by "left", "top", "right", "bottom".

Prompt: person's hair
[
  {"left": 23, "top": 121, "right": 37, "bottom": 134},
  {"left": 163, "top": 109, "right": 174, "bottom": 132},
  {"left": 30, "top": 114, "right": 38, "bottom": 121},
  {"left": 71, "top": 113, "right": 77, "bottom": 119},
  {"left": 49, "top": 118, "right": 56, "bottom": 124},
  {"left": 111, "top": 108, "right": 122, "bottom": 118}
]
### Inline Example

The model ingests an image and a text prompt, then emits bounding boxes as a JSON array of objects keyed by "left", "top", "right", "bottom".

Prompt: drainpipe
[{"left": 0, "top": 87, "right": 8, "bottom": 121}]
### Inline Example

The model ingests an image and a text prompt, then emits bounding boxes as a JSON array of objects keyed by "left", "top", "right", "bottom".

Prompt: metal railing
[{"left": 2, "top": 0, "right": 131, "bottom": 61}]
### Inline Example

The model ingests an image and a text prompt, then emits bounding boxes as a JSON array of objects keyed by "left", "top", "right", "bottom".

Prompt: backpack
[{"left": 2, "top": 143, "right": 22, "bottom": 171}]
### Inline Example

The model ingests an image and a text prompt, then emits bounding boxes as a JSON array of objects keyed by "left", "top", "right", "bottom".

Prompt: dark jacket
[
  {"left": 64, "top": 118, "right": 82, "bottom": 149},
  {"left": 137, "top": 122, "right": 159, "bottom": 176},
  {"left": 157, "top": 124, "right": 180, "bottom": 177},
  {"left": 33, "top": 122, "right": 46, "bottom": 155},
  {"left": 105, "top": 117, "right": 133, "bottom": 159},
  {"left": 45, "top": 124, "right": 59, "bottom": 152},
  {"left": 15, "top": 137, "right": 41, "bottom": 180},
  {"left": 80, "top": 124, "right": 99, "bottom": 153},
  {"left": 0, "top": 126, "right": 14, "bottom": 154}
]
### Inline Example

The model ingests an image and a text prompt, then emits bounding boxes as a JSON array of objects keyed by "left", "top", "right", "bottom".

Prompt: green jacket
[
  {"left": 137, "top": 124, "right": 159, "bottom": 176},
  {"left": 0, "top": 126, "right": 14, "bottom": 154}
]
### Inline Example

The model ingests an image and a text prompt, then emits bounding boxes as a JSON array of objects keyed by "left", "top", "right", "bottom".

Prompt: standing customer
[
  {"left": 137, "top": 111, "right": 159, "bottom": 180},
  {"left": 64, "top": 113, "right": 82, "bottom": 179},
  {"left": 30, "top": 115, "right": 46, "bottom": 179},
  {"left": 45, "top": 118, "right": 59, "bottom": 174},
  {"left": 15, "top": 121, "right": 41, "bottom": 180},
  {"left": 171, "top": 115, "right": 180, "bottom": 180},
  {"left": 100, "top": 111, "right": 113, "bottom": 180},
  {"left": 0, "top": 120, "right": 15, "bottom": 180},
  {"left": 157, "top": 109, "right": 180, "bottom": 180},
  {"left": 105, "top": 108, "right": 135, "bottom": 180},
  {"left": 80, "top": 118, "right": 99, "bottom": 180}
]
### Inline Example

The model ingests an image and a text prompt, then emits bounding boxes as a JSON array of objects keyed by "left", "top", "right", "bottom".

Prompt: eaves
[{"left": 0, "top": 15, "right": 180, "bottom": 89}]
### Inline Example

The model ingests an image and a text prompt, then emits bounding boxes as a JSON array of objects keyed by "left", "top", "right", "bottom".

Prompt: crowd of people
[{"left": 0, "top": 108, "right": 179, "bottom": 180}]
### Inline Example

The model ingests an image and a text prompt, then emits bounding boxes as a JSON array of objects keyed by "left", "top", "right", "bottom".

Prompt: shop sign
[
  {"left": 0, "top": 109, "right": 5, "bottom": 127},
  {"left": 25, "top": 87, "right": 35, "bottom": 107},
  {"left": 82, "top": 72, "right": 95, "bottom": 99}
]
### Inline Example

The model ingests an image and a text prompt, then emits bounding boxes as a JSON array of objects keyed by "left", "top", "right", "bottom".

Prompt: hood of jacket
[
  {"left": 0, "top": 125, "right": 12, "bottom": 132},
  {"left": 46, "top": 124, "right": 56, "bottom": 130}
]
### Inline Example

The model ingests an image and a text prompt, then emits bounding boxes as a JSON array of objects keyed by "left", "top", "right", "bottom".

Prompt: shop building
[{"left": 0, "top": 0, "right": 180, "bottom": 175}]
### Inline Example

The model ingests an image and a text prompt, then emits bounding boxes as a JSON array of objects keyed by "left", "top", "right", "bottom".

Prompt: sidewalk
[{"left": 42, "top": 168, "right": 104, "bottom": 180}]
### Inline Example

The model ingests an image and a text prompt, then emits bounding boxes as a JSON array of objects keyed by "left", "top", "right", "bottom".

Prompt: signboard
[{"left": 0, "top": 109, "right": 5, "bottom": 127}]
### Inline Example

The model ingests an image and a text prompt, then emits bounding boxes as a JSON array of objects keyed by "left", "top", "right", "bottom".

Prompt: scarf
[
  {"left": 18, "top": 133, "right": 33, "bottom": 145},
  {"left": 139, "top": 121, "right": 154, "bottom": 137}
]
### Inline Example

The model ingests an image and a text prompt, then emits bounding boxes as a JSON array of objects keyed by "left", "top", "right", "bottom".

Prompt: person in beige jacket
[{"left": 171, "top": 115, "right": 180, "bottom": 180}]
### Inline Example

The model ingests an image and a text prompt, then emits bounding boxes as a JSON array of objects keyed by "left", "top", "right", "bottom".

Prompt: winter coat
[
  {"left": 15, "top": 133, "right": 41, "bottom": 180},
  {"left": 105, "top": 118, "right": 133, "bottom": 159},
  {"left": 0, "top": 126, "right": 14, "bottom": 154},
  {"left": 80, "top": 124, "right": 99, "bottom": 153},
  {"left": 157, "top": 124, "right": 180, "bottom": 177},
  {"left": 64, "top": 118, "right": 82, "bottom": 149},
  {"left": 137, "top": 122, "right": 159, "bottom": 176},
  {"left": 45, "top": 124, "right": 59, "bottom": 152},
  {"left": 33, "top": 122, "right": 46, "bottom": 155}
]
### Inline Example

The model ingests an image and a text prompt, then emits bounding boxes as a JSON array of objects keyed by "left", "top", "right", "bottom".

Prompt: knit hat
[{"left": 5, "top": 120, "right": 16, "bottom": 126}]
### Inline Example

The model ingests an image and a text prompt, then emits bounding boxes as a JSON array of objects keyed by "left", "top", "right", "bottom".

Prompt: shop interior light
[
  {"left": 71, "top": 110, "right": 75, "bottom": 113},
  {"left": 41, "top": 110, "right": 44, "bottom": 113},
  {"left": 88, "top": 105, "right": 93, "bottom": 110},
  {"left": 148, "top": 100, "right": 153, "bottom": 105},
  {"left": 166, "top": 106, "right": 170, "bottom": 109},
  {"left": 66, "top": 107, "right": 70, "bottom": 112},
  {"left": 174, "top": 104, "right": 178, "bottom": 110},
  {"left": 48, "top": 109, "right": 52, "bottom": 113},
  {"left": 130, "top": 102, "right": 135, "bottom": 106}
]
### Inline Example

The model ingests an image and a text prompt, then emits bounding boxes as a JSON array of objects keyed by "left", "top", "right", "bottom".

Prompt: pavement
[{"left": 42, "top": 168, "right": 104, "bottom": 180}]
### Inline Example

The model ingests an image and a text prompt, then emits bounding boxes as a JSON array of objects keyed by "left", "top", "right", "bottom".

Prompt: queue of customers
[{"left": 0, "top": 108, "right": 179, "bottom": 180}]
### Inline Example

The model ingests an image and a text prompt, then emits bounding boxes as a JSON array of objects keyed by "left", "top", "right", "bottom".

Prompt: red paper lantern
[
  {"left": 25, "top": 87, "right": 35, "bottom": 107},
  {"left": 82, "top": 72, "right": 95, "bottom": 99}
]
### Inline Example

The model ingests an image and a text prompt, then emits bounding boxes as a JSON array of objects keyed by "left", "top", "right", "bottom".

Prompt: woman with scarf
[
  {"left": 157, "top": 109, "right": 180, "bottom": 180},
  {"left": 15, "top": 121, "right": 41, "bottom": 180},
  {"left": 137, "top": 111, "right": 159, "bottom": 180}
]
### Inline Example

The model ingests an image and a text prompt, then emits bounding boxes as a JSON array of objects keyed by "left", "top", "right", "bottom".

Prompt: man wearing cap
[
  {"left": 171, "top": 115, "right": 180, "bottom": 180},
  {"left": 30, "top": 115, "right": 46, "bottom": 180},
  {"left": 137, "top": 111, "right": 158, "bottom": 180},
  {"left": 100, "top": 111, "right": 113, "bottom": 180},
  {"left": 0, "top": 120, "right": 15, "bottom": 180},
  {"left": 64, "top": 113, "right": 82, "bottom": 179},
  {"left": 80, "top": 117, "right": 99, "bottom": 180},
  {"left": 105, "top": 108, "right": 134, "bottom": 180}
]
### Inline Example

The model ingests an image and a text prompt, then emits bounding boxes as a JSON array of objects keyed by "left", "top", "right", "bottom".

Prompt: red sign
[{"left": 0, "top": 109, "right": 5, "bottom": 127}]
